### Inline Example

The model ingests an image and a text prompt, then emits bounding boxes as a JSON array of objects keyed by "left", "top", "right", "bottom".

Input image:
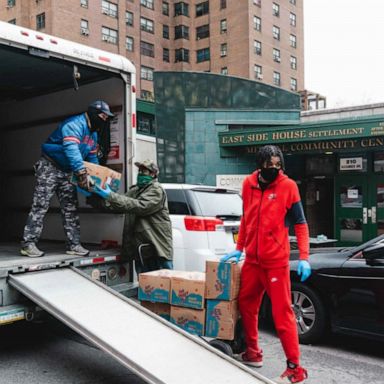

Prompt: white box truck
[{"left": 0, "top": 20, "right": 137, "bottom": 325}]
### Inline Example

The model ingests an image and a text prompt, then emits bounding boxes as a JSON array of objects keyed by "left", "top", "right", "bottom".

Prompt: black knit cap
[{"left": 256, "top": 145, "right": 285, "bottom": 170}]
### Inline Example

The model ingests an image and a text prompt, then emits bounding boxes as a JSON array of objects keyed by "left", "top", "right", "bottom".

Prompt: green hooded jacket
[{"left": 105, "top": 180, "right": 173, "bottom": 261}]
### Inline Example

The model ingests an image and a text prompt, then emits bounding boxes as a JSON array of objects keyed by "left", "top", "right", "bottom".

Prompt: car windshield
[{"left": 192, "top": 189, "right": 243, "bottom": 219}]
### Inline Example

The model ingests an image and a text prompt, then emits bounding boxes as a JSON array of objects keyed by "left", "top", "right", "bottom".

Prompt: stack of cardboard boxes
[{"left": 138, "top": 261, "right": 242, "bottom": 340}]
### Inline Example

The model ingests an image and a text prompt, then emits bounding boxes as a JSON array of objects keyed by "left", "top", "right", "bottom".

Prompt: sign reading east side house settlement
[{"left": 218, "top": 122, "right": 384, "bottom": 147}]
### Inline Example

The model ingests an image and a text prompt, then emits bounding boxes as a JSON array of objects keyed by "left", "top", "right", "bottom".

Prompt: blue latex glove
[
  {"left": 297, "top": 260, "right": 311, "bottom": 282},
  {"left": 77, "top": 186, "right": 91, "bottom": 197},
  {"left": 92, "top": 184, "right": 112, "bottom": 199},
  {"left": 220, "top": 250, "right": 242, "bottom": 264}
]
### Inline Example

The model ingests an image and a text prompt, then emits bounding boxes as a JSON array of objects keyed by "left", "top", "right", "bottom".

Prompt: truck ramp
[{"left": 9, "top": 268, "right": 274, "bottom": 384}]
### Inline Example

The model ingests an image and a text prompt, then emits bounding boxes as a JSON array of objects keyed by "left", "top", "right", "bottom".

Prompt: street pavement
[{"left": 0, "top": 319, "right": 383, "bottom": 383}]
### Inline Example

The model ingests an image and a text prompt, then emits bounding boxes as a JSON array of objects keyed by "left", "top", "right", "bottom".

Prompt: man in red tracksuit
[{"left": 221, "top": 145, "right": 311, "bottom": 384}]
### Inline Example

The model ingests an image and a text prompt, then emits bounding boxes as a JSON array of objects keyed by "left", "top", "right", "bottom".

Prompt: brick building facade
[{"left": 1, "top": 0, "right": 304, "bottom": 101}]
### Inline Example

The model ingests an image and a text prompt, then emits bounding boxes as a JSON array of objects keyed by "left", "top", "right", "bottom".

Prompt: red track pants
[{"left": 238, "top": 262, "right": 300, "bottom": 365}]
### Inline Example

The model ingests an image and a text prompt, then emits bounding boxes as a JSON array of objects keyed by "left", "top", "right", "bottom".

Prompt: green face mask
[{"left": 137, "top": 174, "right": 153, "bottom": 188}]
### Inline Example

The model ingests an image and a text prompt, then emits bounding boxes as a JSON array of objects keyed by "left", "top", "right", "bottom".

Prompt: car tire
[
  {"left": 208, "top": 339, "right": 233, "bottom": 357},
  {"left": 291, "top": 282, "right": 328, "bottom": 344}
]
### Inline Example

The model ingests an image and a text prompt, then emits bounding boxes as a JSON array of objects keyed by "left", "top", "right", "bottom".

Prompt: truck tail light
[{"left": 184, "top": 216, "right": 224, "bottom": 231}]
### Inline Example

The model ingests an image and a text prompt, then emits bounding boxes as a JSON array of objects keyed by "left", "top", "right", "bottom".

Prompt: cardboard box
[
  {"left": 171, "top": 271, "right": 206, "bottom": 309},
  {"left": 170, "top": 306, "right": 206, "bottom": 336},
  {"left": 141, "top": 301, "right": 171, "bottom": 321},
  {"left": 205, "top": 261, "right": 242, "bottom": 301},
  {"left": 205, "top": 299, "right": 239, "bottom": 340},
  {"left": 72, "top": 161, "right": 121, "bottom": 192},
  {"left": 138, "top": 269, "right": 174, "bottom": 303}
]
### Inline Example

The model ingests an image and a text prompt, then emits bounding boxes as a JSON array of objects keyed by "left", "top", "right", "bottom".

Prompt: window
[
  {"left": 140, "top": 17, "right": 154, "bottom": 33},
  {"left": 140, "top": 41, "right": 155, "bottom": 57},
  {"left": 196, "top": 47, "right": 210, "bottom": 63},
  {"left": 126, "top": 11, "right": 133, "bottom": 26},
  {"left": 101, "top": 1, "right": 118, "bottom": 18},
  {"left": 175, "top": 48, "right": 189, "bottom": 63},
  {"left": 196, "top": 1, "right": 209, "bottom": 17},
  {"left": 290, "top": 0, "right": 296, "bottom": 5},
  {"left": 80, "top": 0, "right": 88, "bottom": 8},
  {"left": 273, "top": 71, "right": 281, "bottom": 86},
  {"left": 102, "top": 27, "right": 118, "bottom": 44},
  {"left": 141, "top": 0, "right": 154, "bottom": 10},
  {"left": 7, "top": 0, "right": 16, "bottom": 7},
  {"left": 36, "top": 13, "right": 45, "bottom": 30},
  {"left": 221, "top": 67, "right": 228, "bottom": 75},
  {"left": 220, "top": 43, "right": 227, "bottom": 57},
  {"left": 290, "top": 78, "right": 297, "bottom": 91},
  {"left": 163, "top": 48, "right": 170, "bottom": 62},
  {"left": 290, "top": 13, "right": 296, "bottom": 27},
  {"left": 174, "top": 2, "right": 189, "bottom": 17},
  {"left": 80, "top": 19, "right": 89, "bottom": 35},
  {"left": 163, "top": 25, "right": 169, "bottom": 39},
  {"left": 273, "top": 48, "right": 281, "bottom": 62},
  {"left": 290, "top": 56, "right": 297, "bottom": 70},
  {"left": 272, "top": 3, "right": 280, "bottom": 17},
  {"left": 253, "top": 16, "right": 261, "bottom": 31},
  {"left": 138, "top": 112, "right": 156, "bottom": 135},
  {"left": 220, "top": 0, "right": 227, "bottom": 10},
  {"left": 272, "top": 25, "right": 280, "bottom": 40},
  {"left": 141, "top": 66, "right": 154, "bottom": 81},
  {"left": 254, "top": 40, "right": 261, "bottom": 55},
  {"left": 196, "top": 24, "right": 209, "bottom": 40},
  {"left": 254, "top": 65, "right": 262, "bottom": 80},
  {"left": 290, "top": 34, "right": 297, "bottom": 48},
  {"left": 175, "top": 25, "right": 189, "bottom": 39},
  {"left": 220, "top": 19, "right": 227, "bottom": 34},
  {"left": 162, "top": 1, "right": 169, "bottom": 15},
  {"left": 140, "top": 90, "right": 154, "bottom": 101},
  {"left": 126, "top": 36, "right": 134, "bottom": 51},
  {"left": 8, "top": 19, "right": 16, "bottom": 24}
]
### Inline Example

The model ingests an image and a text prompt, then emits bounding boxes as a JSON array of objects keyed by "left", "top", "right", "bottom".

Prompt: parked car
[
  {"left": 163, "top": 184, "right": 242, "bottom": 272},
  {"left": 261, "top": 234, "right": 384, "bottom": 344}
]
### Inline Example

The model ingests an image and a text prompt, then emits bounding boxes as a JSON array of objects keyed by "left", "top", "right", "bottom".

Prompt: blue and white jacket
[{"left": 41, "top": 113, "right": 99, "bottom": 172}]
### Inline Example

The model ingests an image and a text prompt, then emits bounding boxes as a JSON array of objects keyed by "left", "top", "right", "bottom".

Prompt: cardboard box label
[
  {"left": 72, "top": 161, "right": 121, "bottom": 192},
  {"left": 205, "top": 299, "right": 239, "bottom": 340},
  {"left": 171, "top": 272, "right": 206, "bottom": 309},
  {"left": 206, "top": 261, "right": 242, "bottom": 301},
  {"left": 170, "top": 306, "right": 205, "bottom": 336},
  {"left": 138, "top": 270, "right": 174, "bottom": 303}
]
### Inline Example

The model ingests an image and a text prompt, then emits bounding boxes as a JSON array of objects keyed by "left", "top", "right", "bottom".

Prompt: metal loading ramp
[{"left": 9, "top": 268, "right": 274, "bottom": 384}]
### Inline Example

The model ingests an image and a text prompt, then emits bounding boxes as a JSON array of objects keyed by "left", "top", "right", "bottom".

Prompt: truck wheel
[{"left": 208, "top": 339, "right": 233, "bottom": 357}]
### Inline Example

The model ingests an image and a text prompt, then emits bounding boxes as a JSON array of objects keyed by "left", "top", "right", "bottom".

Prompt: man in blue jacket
[{"left": 20, "top": 101, "right": 114, "bottom": 257}]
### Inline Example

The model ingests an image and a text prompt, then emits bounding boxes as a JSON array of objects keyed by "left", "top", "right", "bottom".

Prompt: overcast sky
[{"left": 304, "top": 0, "right": 384, "bottom": 108}]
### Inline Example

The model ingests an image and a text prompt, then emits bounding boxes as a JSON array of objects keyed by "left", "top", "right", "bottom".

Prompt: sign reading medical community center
[{"left": 218, "top": 120, "right": 384, "bottom": 153}]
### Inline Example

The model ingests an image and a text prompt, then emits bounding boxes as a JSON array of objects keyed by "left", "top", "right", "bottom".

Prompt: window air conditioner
[
  {"left": 81, "top": 28, "right": 89, "bottom": 35},
  {"left": 257, "top": 74, "right": 263, "bottom": 80},
  {"left": 102, "top": 35, "right": 109, "bottom": 41}
]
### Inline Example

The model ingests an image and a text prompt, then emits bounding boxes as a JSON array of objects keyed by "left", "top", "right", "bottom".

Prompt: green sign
[{"left": 218, "top": 121, "right": 384, "bottom": 147}]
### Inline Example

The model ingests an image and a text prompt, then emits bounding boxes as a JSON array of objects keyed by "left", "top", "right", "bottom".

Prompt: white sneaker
[{"left": 66, "top": 244, "right": 90, "bottom": 256}]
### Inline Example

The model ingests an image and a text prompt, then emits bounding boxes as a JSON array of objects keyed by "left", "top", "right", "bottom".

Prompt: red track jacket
[{"left": 236, "top": 170, "right": 309, "bottom": 269}]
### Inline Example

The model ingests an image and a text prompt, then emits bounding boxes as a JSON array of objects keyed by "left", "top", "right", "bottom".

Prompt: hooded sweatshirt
[{"left": 236, "top": 170, "right": 309, "bottom": 269}]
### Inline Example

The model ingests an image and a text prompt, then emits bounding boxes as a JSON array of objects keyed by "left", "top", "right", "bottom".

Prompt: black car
[{"left": 261, "top": 234, "right": 384, "bottom": 344}]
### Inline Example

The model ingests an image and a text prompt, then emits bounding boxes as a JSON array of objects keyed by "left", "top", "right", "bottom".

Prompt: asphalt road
[{"left": 0, "top": 318, "right": 383, "bottom": 384}]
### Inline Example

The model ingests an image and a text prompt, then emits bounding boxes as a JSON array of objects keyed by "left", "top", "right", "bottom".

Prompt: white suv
[{"left": 163, "top": 184, "right": 242, "bottom": 272}]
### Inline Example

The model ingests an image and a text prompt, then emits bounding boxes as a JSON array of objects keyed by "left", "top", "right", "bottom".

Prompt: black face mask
[{"left": 260, "top": 167, "right": 279, "bottom": 183}]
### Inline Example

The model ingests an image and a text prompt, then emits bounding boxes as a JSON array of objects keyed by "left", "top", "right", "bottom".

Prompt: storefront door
[{"left": 335, "top": 175, "right": 384, "bottom": 245}]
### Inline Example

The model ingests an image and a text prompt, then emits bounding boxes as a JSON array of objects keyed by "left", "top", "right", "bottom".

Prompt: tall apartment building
[{"left": 1, "top": 0, "right": 304, "bottom": 101}]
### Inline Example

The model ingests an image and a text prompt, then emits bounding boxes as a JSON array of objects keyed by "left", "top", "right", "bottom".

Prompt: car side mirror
[{"left": 363, "top": 243, "right": 384, "bottom": 266}]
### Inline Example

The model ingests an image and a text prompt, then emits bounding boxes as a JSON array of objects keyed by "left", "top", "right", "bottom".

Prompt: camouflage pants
[{"left": 22, "top": 157, "right": 80, "bottom": 248}]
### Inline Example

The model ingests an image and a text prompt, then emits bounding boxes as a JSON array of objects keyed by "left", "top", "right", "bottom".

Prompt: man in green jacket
[{"left": 92, "top": 159, "right": 173, "bottom": 275}]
